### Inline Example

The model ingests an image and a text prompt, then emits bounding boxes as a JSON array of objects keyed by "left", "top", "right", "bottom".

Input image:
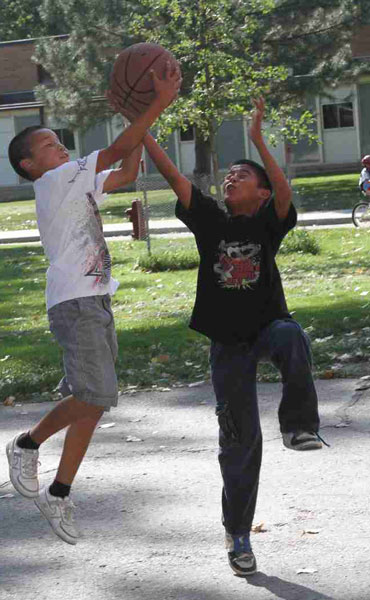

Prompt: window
[
  {"left": 322, "top": 102, "right": 354, "bottom": 129},
  {"left": 180, "top": 125, "right": 195, "bottom": 142},
  {"left": 53, "top": 128, "right": 76, "bottom": 150}
]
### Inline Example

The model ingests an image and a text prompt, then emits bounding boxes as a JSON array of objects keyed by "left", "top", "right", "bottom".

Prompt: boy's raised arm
[
  {"left": 143, "top": 133, "right": 192, "bottom": 210},
  {"left": 249, "top": 98, "right": 292, "bottom": 221},
  {"left": 102, "top": 143, "right": 143, "bottom": 193},
  {"left": 97, "top": 63, "right": 181, "bottom": 174}
]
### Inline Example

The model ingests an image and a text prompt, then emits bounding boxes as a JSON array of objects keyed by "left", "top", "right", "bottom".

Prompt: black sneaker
[
  {"left": 226, "top": 533, "right": 257, "bottom": 576},
  {"left": 282, "top": 431, "right": 328, "bottom": 451}
]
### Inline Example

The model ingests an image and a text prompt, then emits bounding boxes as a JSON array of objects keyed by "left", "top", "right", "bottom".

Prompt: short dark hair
[
  {"left": 231, "top": 159, "right": 272, "bottom": 192},
  {"left": 8, "top": 126, "right": 44, "bottom": 181}
]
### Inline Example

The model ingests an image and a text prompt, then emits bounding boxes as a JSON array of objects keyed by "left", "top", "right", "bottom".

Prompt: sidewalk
[
  {"left": 1, "top": 378, "right": 370, "bottom": 600},
  {"left": 0, "top": 209, "right": 354, "bottom": 244}
]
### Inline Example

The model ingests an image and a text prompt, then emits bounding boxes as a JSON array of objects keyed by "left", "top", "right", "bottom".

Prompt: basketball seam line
[{"left": 123, "top": 51, "right": 164, "bottom": 105}]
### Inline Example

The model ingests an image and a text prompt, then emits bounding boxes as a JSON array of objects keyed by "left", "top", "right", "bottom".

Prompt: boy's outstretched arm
[
  {"left": 102, "top": 143, "right": 143, "bottom": 193},
  {"left": 249, "top": 98, "right": 292, "bottom": 220},
  {"left": 97, "top": 63, "right": 181, "bottom": 174},
  {"left": 143, "top": 133, "right": 192, "bottom": 210}
]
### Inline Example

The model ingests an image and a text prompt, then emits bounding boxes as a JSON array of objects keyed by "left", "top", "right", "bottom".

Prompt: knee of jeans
[{"left": 274, "top": 320, "right": 307, "bottom": 349}]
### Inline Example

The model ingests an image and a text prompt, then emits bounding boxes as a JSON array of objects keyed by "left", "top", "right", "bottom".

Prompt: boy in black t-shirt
[{"left": 139, "top": 98, "right": 322, "bottom": 576}]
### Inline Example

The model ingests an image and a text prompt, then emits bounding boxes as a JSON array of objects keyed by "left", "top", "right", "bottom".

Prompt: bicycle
[{"left": 352, "top": 183, "right": 370, "bottom": 228}]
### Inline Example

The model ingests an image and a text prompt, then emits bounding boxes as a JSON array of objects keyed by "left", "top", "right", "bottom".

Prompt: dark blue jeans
[{"left": 210, "top": 318, "right": 320, "bottom": 536}]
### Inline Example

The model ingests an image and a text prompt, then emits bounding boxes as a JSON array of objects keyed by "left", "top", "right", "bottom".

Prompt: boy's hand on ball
[{"left": 151, "top": 61, "right": 182, "bottom": 108}]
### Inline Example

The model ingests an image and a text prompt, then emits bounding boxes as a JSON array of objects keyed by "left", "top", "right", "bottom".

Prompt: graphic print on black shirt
[
  {"left": 83, "top": 192, "right": 112, "bottom": 286},
  {"left": 214, "top": 239, "right": 261, "bottom": 289}
]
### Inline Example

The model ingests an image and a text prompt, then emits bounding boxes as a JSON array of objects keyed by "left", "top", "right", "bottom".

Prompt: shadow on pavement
[{"left": 246, "top": 572, "right": 335, "bottom": 600}]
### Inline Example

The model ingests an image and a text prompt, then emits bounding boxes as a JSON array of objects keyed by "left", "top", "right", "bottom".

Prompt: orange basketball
[{"left": 109, "top": 42, "right": 180, "bottom": 117}]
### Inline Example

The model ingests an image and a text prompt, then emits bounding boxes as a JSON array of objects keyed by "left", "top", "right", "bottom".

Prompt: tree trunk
[
  {"left": 193, "top": 127, "right": 211, "bottom": 194},
  {"left": 209, "top": 126, "right": 223, "bottom": 204}
]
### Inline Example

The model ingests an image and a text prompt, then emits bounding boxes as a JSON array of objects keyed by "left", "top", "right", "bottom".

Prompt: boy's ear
[
  {"left": 259, "top": 188, "right": 271, "bottom": 202},
  {"left": 19, "top": 157, "right": 33, "bottom": 173}
]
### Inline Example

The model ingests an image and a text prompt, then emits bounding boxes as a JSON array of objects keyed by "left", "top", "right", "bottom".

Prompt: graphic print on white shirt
[
  {"left": 83, "top": 192, "right": 111, "bottom": 286},
  {"left": 214, "top": 239, "right": 261, "bottom": 289},
  {"left": 35, "top": 150, "right": 119, "bottom": 310}
]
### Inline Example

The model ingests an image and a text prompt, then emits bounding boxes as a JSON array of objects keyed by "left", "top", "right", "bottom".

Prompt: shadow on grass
[{"left": 2, "top": 292, "right": 368, "bottom": 402}]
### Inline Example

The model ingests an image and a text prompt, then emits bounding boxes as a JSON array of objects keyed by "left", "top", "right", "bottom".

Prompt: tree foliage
[
  {"left": 33, "top": 0, "right": 368, "bottom": 189},
  {"left": 0, "top": 0, "right": 66, "bottom": 41}
]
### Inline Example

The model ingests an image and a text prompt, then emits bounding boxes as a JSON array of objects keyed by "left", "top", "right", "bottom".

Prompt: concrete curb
[{"left": 0, "top": 212, "right": 354, "bottom": 245}]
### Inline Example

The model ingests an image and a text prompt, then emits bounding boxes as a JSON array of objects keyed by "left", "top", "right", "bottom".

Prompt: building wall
[
  {"left": 0, "top": 41, "right": 38, "bottom": 95},
  {"left": 0, "top": 114, "right": 16, "bottom": 186},
  {"left": 216, "top": 119, "right": 245, "bottom": 168},
  {"left": 358, "top": 81, "right": 370, "bottom": 156},
  {"left": 80, "top": 122, "right": 108, "bottom": 156}
]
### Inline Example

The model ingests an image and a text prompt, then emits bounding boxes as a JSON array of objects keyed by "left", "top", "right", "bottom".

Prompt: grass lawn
[
  {"left": 293, "top": 172, "right": 361, "bottom": 212},
  {"left": 1, "top": 227, "right": 370, "bottom": 404},
  {"left": 0, "top": 172, "right": 361, "bottom": 232}
]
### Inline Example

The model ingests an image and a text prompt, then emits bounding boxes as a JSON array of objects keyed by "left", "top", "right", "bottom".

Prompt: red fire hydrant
[{"left": 125, "top": 198, "right": 147, "bottom": 240}]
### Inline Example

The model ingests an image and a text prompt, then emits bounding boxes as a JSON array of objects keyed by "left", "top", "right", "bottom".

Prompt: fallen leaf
[
  {"left": 98, "top": 422, "right": 116, "bottom": 429},
  {"left": 151, "top": 354, "right": 170, "bottom": 364},
  {"left": 335, "top": 423, "right": 350, "bottom": 428},
  {"left": 188, "top": 381, "right": 205, "bottom": 388},
  {"left": 296, "top": 568, "right": 318, "bottom": 575},
  {"left": 355, "top": 383, "right": 370, "bottom": 391},
  {"left": 302, "top": 529, "right": 321, "bottom": 535},
  {"left": 337, "top": 353, "right": 352, "bottom": 363},
  {"left": 314, "top": 335, "right": 334, "bottom": 344},
  {"left": 3, "top": 396, "right": 15, "bottom": 406},
  {"left": 321, "top": 370, "right": 334, "bottom": 380},
  {"left": 126, "top": 436, "right": 142, "bottom": 442},
  {"left": 251, "top": 522, "right": 267, "bottom": 533}
]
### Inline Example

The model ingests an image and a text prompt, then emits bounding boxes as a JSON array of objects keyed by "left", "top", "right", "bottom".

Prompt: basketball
[{"left": 109, "top": 42, "right": 180, "bottom": 118}]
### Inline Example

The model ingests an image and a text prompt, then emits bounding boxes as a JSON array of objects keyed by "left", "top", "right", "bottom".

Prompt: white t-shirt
[
  {"left": 359, "top": 167, "right": 370, "bottom": 190},
  {"left": 34, "top": 150, "right": 119, "bottom": 310}
]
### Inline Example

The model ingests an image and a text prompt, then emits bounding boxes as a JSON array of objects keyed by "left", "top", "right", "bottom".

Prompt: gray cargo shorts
[{"left": 48, "top": 294, "right": 119, "bottom": 412}]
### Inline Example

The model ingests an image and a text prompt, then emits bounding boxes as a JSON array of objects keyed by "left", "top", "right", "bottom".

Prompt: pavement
[
  {"left": 0, "top": 209, "right": 354, "bottom": 244},
  {"left": 1, "top": 378, "right": 370, "bottom": 600}
]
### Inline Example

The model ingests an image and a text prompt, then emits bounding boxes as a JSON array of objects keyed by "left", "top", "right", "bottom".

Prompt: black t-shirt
[{"left": 175, "top": 185, "right": 297, "bottom": 344}]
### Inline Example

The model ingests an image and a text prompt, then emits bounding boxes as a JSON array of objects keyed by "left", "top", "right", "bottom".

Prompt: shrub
[
  {"left": 137, "top": 249, "right": 199, "bottom": 272},
  {"left": 279, "top": 229, "right": 320, "bottom": 255}
]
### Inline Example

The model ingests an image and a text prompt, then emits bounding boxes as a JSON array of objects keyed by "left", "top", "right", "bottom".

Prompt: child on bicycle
[{"left": 359, "top": 155, "right": 370, "bottom": 196}]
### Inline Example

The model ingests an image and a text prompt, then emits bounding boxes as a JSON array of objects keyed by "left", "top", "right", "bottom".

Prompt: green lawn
[
  {"left": 0, "top": 172, "right": 361, "bottom": 232},
  {"left": 293, "top": 172, "right": 361, "bottom": 212},
  {"left": 1, "top": 227, "right": 370, "bottom": 404}
]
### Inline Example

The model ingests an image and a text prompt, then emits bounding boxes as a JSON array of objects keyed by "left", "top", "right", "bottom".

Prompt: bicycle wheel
[{"left": 352, "top": 202, "right": 370, "bottom": 227}]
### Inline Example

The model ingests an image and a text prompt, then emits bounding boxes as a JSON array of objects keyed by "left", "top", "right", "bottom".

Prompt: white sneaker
[
  {"left": 34, "top": 487, "right": 79, "bottom": 545},
  {"left": 6, "top": 435, "right": 39, "bottom": 498}
]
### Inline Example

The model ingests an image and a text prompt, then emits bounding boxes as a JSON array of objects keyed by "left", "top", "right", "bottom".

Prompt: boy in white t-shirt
[{"left": 5, "top": 65, "right": 181, "bottom": 545}]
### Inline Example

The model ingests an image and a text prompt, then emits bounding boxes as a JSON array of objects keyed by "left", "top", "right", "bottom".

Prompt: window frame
[{"left": 322, "top": 101, "right": 354, "bottom": 130}]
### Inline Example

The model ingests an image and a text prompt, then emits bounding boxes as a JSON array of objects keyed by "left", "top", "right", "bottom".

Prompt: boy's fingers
[{"left": 150, "top": 69, "right": 160, "bottom": 83}]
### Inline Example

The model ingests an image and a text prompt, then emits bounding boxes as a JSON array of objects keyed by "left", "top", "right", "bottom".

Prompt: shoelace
[
  {"left": 235, "top": 552, "right": 254, "bottom": 561},
  {"left": 22, "top": 455, "right": 40, "bottom": 478},
  {"left": 59, "top": 498, "right": 76, "bottom": 524},
  {"left": 316, "top": 432, "right": 330, "bottom": 447}
]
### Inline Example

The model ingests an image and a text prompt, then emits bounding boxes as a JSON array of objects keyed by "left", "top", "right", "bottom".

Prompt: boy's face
[
  {"left": 20, "top": 129, "right": 69, "bottom": 180},
  {"left": 223, "top": 164, "right": 270, "bottom": 216}
]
